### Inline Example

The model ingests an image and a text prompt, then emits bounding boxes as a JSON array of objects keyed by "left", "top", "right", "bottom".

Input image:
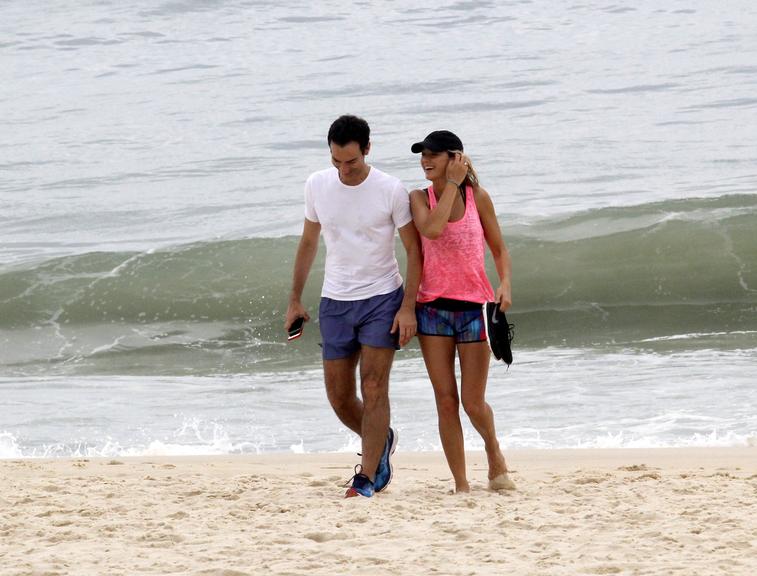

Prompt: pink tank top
[{"left": 417, "top": 185, "right": 495, "bottom": 304}]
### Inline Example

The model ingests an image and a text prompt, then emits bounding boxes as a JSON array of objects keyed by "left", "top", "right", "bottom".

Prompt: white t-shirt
[{"left": 305, "top": 166, "right": 412, "bottom": 300}]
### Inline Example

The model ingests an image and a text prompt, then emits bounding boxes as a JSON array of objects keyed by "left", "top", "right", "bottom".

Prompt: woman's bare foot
[
  {"left": 488, "top": 473, "right": 516, "bottom": 491},
  {"left": 455, "top": 481, "right": 471, "bottom": 493},
  {"left": 486, "top": 449, "right": 508, "bottom": 481},
  {"left": 486, "top": 449, "right": 515, "bottom": 489}
]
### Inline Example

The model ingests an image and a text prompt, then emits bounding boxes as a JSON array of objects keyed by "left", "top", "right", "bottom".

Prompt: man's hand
[
  {"left": 285, "top": 300, "right": 310, "bottom": 332},
  {"left": 285, "top": 219, "right": 320, "bottom": 335},
  {"left": 390, "top": 305, "right": 417, "bottom": 347}
]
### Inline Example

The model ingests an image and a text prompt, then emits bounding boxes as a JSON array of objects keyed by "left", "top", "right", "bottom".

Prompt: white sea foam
[
  {"left": 0, "top": 432, "right": 23, "bottom": 458},
  {"left": 2, "top": 348, "right": 757, "bottom": 458},
  {"left": 3, "top": 430, "right": 756, "bottom": 459}
]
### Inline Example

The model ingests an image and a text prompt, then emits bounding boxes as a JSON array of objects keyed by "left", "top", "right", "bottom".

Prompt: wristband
[{"left": 446, "top": 179, "right": 461, "bottom": 187}]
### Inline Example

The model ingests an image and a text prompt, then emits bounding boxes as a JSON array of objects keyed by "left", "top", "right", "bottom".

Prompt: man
[{"left": 285, "top": 115, "right": 421, "bottom": 498}]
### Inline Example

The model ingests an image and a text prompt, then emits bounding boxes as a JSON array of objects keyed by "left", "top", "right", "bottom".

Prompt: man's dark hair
[{"left": 327, "top": 115, "right": 370, "bottom": 153}]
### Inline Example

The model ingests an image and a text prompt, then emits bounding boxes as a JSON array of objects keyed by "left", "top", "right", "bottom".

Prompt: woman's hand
[
  {"left": 445, "top": 152, "right": 468, "bottom": 186},
  {"left": 495, "top": 282, "right": 512, "bottom": 311}
]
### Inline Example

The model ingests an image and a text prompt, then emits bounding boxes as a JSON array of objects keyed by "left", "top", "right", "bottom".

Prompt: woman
[{"left": 409, "top": 130, "right": 515, "bottom": 493}]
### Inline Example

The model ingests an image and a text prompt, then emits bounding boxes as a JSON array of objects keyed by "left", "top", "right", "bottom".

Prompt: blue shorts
[
  {"left": 416, "top": 301, "right": 487, "bottom": 343},
  {"left": 319, "top": 287, "right": 403, "bottom": 360}
]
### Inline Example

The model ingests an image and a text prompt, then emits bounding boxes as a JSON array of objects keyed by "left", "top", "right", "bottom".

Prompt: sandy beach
[{"left": 1, "top": 448, "right": 755, "bottom": 576}]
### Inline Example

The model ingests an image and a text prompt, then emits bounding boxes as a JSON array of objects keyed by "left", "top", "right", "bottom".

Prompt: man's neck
[{"left": 339, "top": 165, "right": 371, "bottom": 186}]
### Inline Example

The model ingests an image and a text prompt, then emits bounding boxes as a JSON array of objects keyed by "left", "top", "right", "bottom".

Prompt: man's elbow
[{"left": 299, "top": 236, "right": 319, "bottom": 255}]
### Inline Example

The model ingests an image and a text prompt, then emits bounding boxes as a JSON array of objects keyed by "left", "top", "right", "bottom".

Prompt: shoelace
[{"left": 343, "top": 464, "right": 365, "bottom": 488}]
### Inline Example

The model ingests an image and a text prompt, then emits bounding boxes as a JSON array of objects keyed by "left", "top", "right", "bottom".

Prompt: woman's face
[{"left": 420, "top": 149, "right": 450, "bottom": 181}]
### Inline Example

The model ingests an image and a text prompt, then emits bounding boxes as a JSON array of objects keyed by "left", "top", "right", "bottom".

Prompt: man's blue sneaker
[
  {"left": 344, "top": 465, "right": 374, "bottom": 498},
  {"left": 373, "top": 427, "right": 398, "bottom": 493}
]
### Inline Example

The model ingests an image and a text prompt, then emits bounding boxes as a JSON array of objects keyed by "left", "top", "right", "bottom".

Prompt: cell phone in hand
[{"left": 287, "top": 317, "right": 305, "bottom": 341}]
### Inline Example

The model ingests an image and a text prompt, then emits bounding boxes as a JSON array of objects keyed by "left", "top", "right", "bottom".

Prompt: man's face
[{"left": 330, "top": 141, "right": 370, "bottom": 185}]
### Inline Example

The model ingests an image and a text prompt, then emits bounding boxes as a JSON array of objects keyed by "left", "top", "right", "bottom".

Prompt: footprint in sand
[
  {"left": 308, "top": 479, "right": 330, "bottom": 487},
  {"left": 194, "top": 570, "right": 251, "bottom": 576},
  {"left": 574, "top": 475, "right": 609, "bottom": 485},
  {"left": 304, "top": 532, "right": 339, "bottom": 543},
  {"left": 591, "top": 565, "right": 622, "bottom": 574},
  {"left": 630, "top": 472, "right": 661, "bottom": 481},
  {"left": 51, "top": 519, "right": 73, "bottom": 527},
  {"left": 617, "top": 464, "right": 649, "bottom": 472}
]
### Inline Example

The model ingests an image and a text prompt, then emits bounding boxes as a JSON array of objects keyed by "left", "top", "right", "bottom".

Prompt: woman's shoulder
[
  {"left": 470, "top": 185, "right": 497, "bottom": 213},
  {"left": 471, "top": 184, "right": 492, "bottom": 202},
  {"left": 409, "top": 187, "right": 429, "bottom": 201}
]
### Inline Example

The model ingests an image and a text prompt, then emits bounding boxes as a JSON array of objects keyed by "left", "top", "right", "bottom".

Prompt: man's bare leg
[
  {"left": 358, "top": 345, "right": 394, "bottom": 481},
  {"left": 323, "top": 351, "right": 362, "bottom": 435}
]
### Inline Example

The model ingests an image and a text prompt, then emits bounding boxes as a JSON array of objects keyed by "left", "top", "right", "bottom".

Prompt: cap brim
[{"left": 411, "top": 140, "right": 447, "bottom": 153}]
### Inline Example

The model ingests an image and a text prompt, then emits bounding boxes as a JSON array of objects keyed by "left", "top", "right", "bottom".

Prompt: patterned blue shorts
[{"left": 416, "top": 301, "right": 487, "bottom": 343}]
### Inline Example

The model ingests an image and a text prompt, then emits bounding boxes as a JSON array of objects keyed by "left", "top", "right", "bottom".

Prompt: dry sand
[{"left": 1, "top": 448, "right": 755, "bottom": 575}]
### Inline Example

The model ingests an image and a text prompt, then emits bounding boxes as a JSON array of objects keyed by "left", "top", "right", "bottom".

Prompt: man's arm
[
  {"left": 285, "top": 218, "right": 321, "bottom": 331},
  {"left": 391, "top": 221, "right": 421, "bottom": 346}
]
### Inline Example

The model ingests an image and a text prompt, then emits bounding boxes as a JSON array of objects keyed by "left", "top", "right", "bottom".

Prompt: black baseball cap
[{"left": 411, "top": 130, "right": 464, "bottom": 153}]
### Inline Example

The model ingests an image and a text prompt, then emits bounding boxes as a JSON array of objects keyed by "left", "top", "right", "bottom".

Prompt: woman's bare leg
[
  {"left": 419, "top": 335, "right": 469, "bottom": 493},
  {"left": 458, "top": 342, "right": 509, "bottom": 481}
]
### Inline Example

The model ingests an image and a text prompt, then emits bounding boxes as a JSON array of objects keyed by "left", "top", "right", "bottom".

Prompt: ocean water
[{"left": 2, "top": 1, "right": 756, "bottom": 457}]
